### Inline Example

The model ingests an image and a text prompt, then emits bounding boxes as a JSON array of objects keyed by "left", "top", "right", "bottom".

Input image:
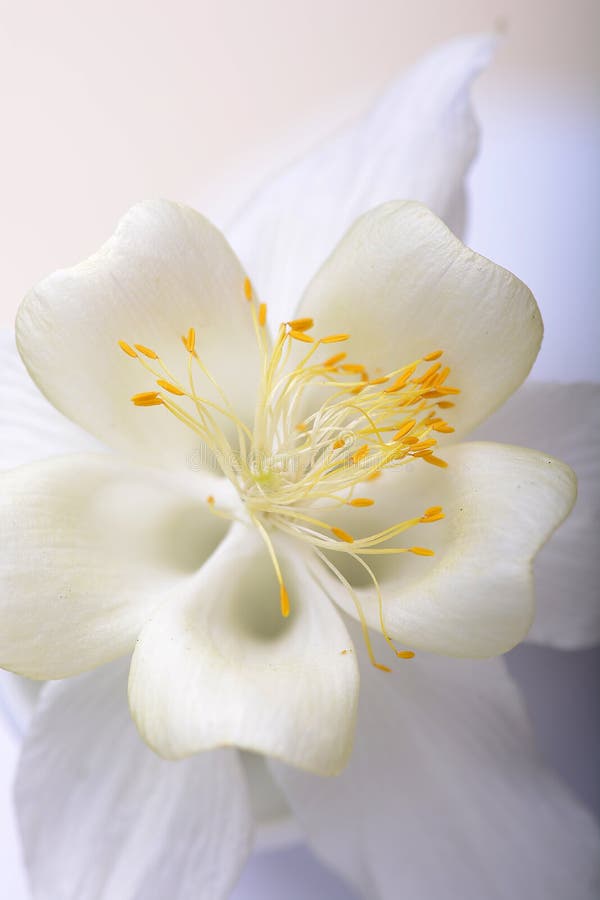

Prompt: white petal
[
  {"left": 473, "top": 381, "right": 600, "bottom": 649},
  {"left": 0, "top": 454, "right": 229, "bottom": 679},
  {"left": 17, "top": 200, "right": 261, "bottom": 468},
  {"left": 15, "top": 659, "right": 253, "bottom": 900},
  {"left": 228, "top": 35, "right": 495, "bottom": 325},
  {"left": 298, "top": 201, "right": 541, "bottom": 437},
  {"left": 312, "top": 442, "right": 576, "bottom": 658},
  {"left": 271, "top": 636, "right": 600, "bottom": 900},
  {"left": 129, "top": 525, "right": 358, "bottom": 775},
  {"left": 0, "top": 330, "right": 103, "bottom": 470}
]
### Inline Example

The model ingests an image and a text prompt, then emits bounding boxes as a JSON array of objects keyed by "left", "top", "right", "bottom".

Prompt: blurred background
[{"left": 1, "top": 1, "right": 598, "bottom": 897}]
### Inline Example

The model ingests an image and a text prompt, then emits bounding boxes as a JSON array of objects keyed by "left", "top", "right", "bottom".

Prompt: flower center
[{"left": 119, "top": 277, "right": 460, "bottom": 671}]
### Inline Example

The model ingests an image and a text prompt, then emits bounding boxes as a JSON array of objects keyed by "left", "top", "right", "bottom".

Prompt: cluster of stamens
[{"left": 118, "top": 277, "right": 460, "bottom": 671}]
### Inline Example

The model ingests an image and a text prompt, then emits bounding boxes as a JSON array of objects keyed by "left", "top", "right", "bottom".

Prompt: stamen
[
  {"left": 396, "top": 650, "right": 415, "bottom": 659},
  {"left": 287, "top": 317, "right": 314, "bottom": 332},
  {"left": 134, "top": 344, "right": 159, "bottom": 359},
  {"left": 331, "top": 526, "right": 354, "bottom": 544},
  {"left": 423, "top": 350, "right": 443, "bottom": 361},
  {"left": 131, "top": 391, "right": 160, "bottom": 402},
  {"left": 156, "top": 379, "right": 185, "bottom": 396},
  {"left": 118, "top": 340, "right": 138, "bottom": 358},
  {"left": 183, "top": 327, "right": 196, "bottom": 354},
  {"left": 320, "top": 333, "right": 350, "bottom": 344},
  {"left": 323, "top": 352, "right": 347, "bottom": 367},
  {"left": 244, "top": 277, "right": 253, "bottom": 300},
  {"left": 207, "top": 495, "right": 215, "bottom": 505},
  {"left": 280, "top": 584, "right": 290, "bottom": 618},
  {"left": 258, "top": 303, "right": 267, "bottom": 327},
  {"left": 409, "top": 546, "right": 435, "bottom": 556},
  {"left": 289, "top": 329, "right": 314, "bottom": 343},
  {"left": 348, "top": 498, "right": 375, "bottom": 507},
  {"left": 352, "top": 445, "right": 369, "bottom": 464}
]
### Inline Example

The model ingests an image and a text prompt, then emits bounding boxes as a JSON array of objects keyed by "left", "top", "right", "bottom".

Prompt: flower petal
[
  {"left": 128, "top": 525, "right": 359, "bottom": 775},
  {"left": 228, "top": 34, "right": 495, "bottom": 325},
  {"left": 271, "top": 637, "right": 600, "bottom": 900},
  {"left": 0, "top": 329, "right": 102, "bottom": 470},
  {"left": 0, "top": 454, "right": 229, "bottom": 679},
  {"left": 312, "top": 442, "right": 576, "bottom": 658},
  {"left": 16, "top": 200, "right": 261, "bottom": 468},
  {"left": 15, "top": 659, "right": 253, "bottom": 900},
  {"left": 472, "top": 381, "right": 600, "bottom": 649},
  {"left": 298, "top": 201, "right": 542, "bottom": 437}
]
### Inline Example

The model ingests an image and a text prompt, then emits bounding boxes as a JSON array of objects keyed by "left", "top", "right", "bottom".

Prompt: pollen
[
  {"left": 331, "top": 526, "right": 355, "bottom": 544},
  {"left": 134, "top": 344, "right": 159, "bottom": 359},
  {"left": 280, "top": 584, "right": 290, "bottom": 618},
  {"left": 289, "top": 329, "right": 314, "bottom": 343},
  {"left": 156, "top": 379, "right": 185, "bottom": 396},
  {"left": 323, "top": 352, "right": 347, "bottom": 367},
  {"left": 287, "top": 317, "right": 314, "bottom": 332},
  {"left": 320, "top": 333, "right": 350, "bottom": 344},
  {"left": 118, "top": 340, "right": 138, "bottom": 358}
]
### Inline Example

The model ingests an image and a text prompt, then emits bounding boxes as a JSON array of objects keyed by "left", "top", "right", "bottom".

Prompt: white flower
[{"left": 1, "top": 34, "right": 598, "bottom": 900}]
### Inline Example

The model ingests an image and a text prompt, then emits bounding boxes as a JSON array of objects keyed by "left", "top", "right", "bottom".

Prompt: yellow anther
[
  {"left": 131, "top": 391, "right": 159, "bottom": 403},
  {"left": 367, "top": 376, "right": 388, "bottom": 386},
  {"left": 365, "top": 471, "right": 382, "bottom": 481},
  {"left": 432, "top": 422, "right": 455, "bottom": 434},
  {"left": 352, "top": 445, "right": 369, "bottom": 464},
  {"left": 118, "top": 340, "right": 138, "bottom": 358},
  {"left": 323, "top": 352, "right": 347, "bottom": 367},
  {"left": 392, "top": 419, "right": 416, "bottom": 441},
  {"left": 258, "top": 303, "right": 268, "bottom": 327},
  {"left": 410, "top": 439, "right": 437, "bottom": 453},
  {"left": 433, "top": 366, "right": 451, "bottom": 386},
  {"left": 320, "top": 333, "right": 350, "bottom": 344},
  {"left": 424, "top": 506, "right": 443, "bottom": 516},
  {"left": 409, "top": 546, "right": 435, "bottom": 556},
  {"left": 295, "top": 421, "right": 308, "bottom": 432},
  {"left": 340, "top": 363, "right": 366, "bottom": 374},
  {"left": 384, "top": 365, "right": 417, "bottom": 393},
  {"left": 280, "top": 584, "right": 290, "bottom": 617},
  {"left": 287, "top": 317, "right": 314, "bottom": 332},
  {"left": 132, "top": 392, "right": 163, "bottom": 407},
  {"left": 331, "top": 526, "right": 355, "bottom": 544},
  {"left": 413, "top": 363, "right": 442, "bottom": 385},
  {"left": 156, "top": 379, "right": 185, "bottom": 396},
  {"left": 349, "top": 498, "right": 375, "bottom": 507},
  {"left": 423, "top": 387, "right": 460, "bottom": 398},
  {"left": 423, "top": 350, "right": 443, "bottom": 361},
  {"left": 420, "top": 511, "right": 445, "bottom": 522},
  {"left": 374, "top": 662, "right": 392, "bottom": 673},
  {"left": 244, "top": 277, "right": 253, "bottom": 300},
  {"left": 332, "top": 438, "right": 345, "bottom": 450},
  {"left": 437, "top": 401, "right": 455, "bottom": 409},
  {"left": 421, "top": 454, "right": 448, "bottom": 469},
  {"left": 396, "top": 650, "right": 415, "bottom": 659},
  {"left": 207, "top": 495, "right": 215, "bottom": 505},
  {"left": 289, "top": 329, "right": 314, "bottom": 343},
  {"left": 183, "top": 327, "right": 196, "bottom": 354},
  {"left": 134, "top": 344, "right": 158, "bottom": 359}
]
